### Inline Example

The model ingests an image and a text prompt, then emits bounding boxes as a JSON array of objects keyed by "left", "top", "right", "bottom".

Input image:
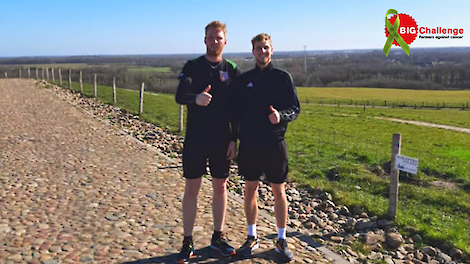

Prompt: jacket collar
[{"left": 255, "top": 62, "right": 274, "bottom": 73}]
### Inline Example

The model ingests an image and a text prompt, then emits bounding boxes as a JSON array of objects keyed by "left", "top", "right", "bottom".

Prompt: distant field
[
  {"left": 127, "top": 67, "right": 171, "bottom": 73},
  {"left": 15, "top": 63, "right": 89, "bottom": 69},
  {"left": 297, "top": 87, "right": 470, "bottom": 108}
]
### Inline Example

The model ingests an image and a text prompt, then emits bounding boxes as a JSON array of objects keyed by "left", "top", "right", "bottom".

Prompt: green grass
[
  {"left": 127, "top": 66, "right": 171, "bottom": 73},
  {"left": 47, "top": 80, "right": 470, "bottom": 257},
  {"left": 51, "top": 80, "right": 183, "bottom": 133},
  {"left": 297, "top": 87, "right": 470, "bottom": 108},
  {"left": 286, "top": 105, "right": 470, "bottom": 255}
]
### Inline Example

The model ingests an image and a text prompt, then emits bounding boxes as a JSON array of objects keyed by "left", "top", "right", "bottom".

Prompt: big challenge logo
[{"left": 383, "top": 9, "right": 465, "bottom": 56}]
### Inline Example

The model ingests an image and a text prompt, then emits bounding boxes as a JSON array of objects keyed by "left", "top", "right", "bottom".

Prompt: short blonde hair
[
  {"left": 205, "top": 21, "right": 227, "bottom": 36},
  {"left": 251, "top": 33, "right": 272, "bottom": 49}
]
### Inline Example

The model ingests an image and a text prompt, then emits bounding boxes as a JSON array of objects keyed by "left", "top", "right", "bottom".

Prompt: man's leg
[
  {"left": 183, "top": 178, "right": 202, "bottom": 236},
  {"left": 212, "top": 177, "right": 227, "bottom": 232},
  {"left": 236, "top": 180, "right": 261, "bottom": 256},
  {"left": 244, "top": 180, "right": 259, "bottom": 226},
  {"left": 210, "top": 177, "right": 236, "bottom": 256},
  {"left": 271, "top": 182, "right": 288, "bottom": 231},
  {"left": 271, "top": 182, "right": 293, "bottom": 260}
]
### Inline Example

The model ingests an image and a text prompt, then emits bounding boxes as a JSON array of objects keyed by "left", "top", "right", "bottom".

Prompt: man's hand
[
  {"left": 268, "top": 105, "right": 280, "bottom": 124},
  {"left": 226, "top": 141, "right": 237, "bottom": 160},
  {"left": 195, "top": 85, "right": 212, "bottom": 106}
]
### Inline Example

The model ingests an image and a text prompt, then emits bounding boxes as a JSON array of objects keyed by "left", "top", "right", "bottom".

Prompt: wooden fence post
[
  {"left": 388, "top": 133, "right": 402, "bottom": 219},
  {"left": 46, "top": 68, "right": 49, "bottom": 80},
  {"left": 59, "top": 68, "right": 62, "bottom": 85},
  {"left": 68, "top": 69, "right": 72, "bottom": 89},
  {"left": 79, "top": 71, "right": 83, "bottom": 94},
  {"left": 36, "top": 68, "right": 39, "bottom": 79},
  {"left": 52, "top": 68, "right": 55, "bottom": 83},
  {"left": 19, "top": 68, "right": 22, "bottom": 78},
  {"left": 4, "top": 72, "right": 7, "bottom": 78},
  {"left": 113, "top": 77, "right": 117, "bottom": 104},
  {"left": 179, "top": 104, "right": 184, "bottom": 132},
  {"left": 41, "top": 68, "right": 44, "bottom": 79},
  {"left": 139, "top": 82, "right": 145, "bottom": 115},
  {"left": 28, "top": 67, "right": 31, "bottom": 79},
  {"left": 94, "top": 73, "right": 97, "bottom": 97}
]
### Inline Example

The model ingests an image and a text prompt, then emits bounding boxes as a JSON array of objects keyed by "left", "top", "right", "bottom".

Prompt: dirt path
[{"left": 373, "top": 117, "right": 470, "bottom": 133}]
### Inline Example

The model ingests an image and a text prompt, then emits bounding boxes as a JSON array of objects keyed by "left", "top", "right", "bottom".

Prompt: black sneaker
[
  {"left": 275, "top": 239, "right": 293, "bottom": 261},
  {"left": 177, "top": 240, "right": 194, "bottom": 264},
  {"left": 237, "top": 235, "right": 259, "bottom": 256},
  {"left": 210, "top": 234, "right": 236, "bottom": 257}
]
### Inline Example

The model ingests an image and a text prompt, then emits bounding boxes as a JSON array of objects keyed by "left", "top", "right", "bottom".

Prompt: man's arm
[
  {"left": 278, "top": 73, "right": 300, "bottom": 122},
  {"left": 175, "top": 62, "right": 198, "bottom": 105}
]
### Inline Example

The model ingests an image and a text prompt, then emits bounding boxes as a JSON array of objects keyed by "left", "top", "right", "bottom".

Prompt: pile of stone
[{"left": 41, "top": 81, "right": 467, "bottom": 264}]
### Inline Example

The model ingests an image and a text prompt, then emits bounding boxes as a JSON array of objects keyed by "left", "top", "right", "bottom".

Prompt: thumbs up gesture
[
  {"left": 196, "top": 85, "right": 212, "bottom": 106},
  {"left": 268, "top": 105, "right": 280, "bottom": 124}
]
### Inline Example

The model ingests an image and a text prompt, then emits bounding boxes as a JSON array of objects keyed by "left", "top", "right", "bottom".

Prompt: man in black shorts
[
  {"left": 230, "top": 33, "right": 300, "bottom": 261},
  {"left": 175, "top": 21, "right": 240, "bottom": 263}
]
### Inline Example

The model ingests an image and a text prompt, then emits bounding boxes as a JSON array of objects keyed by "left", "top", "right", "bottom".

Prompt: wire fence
[
  {"left": 292, "top": 128, "right": 470, "bottom": 187},
  {"left": 3, "top": 67, "right": 469, "bottom": 186}
]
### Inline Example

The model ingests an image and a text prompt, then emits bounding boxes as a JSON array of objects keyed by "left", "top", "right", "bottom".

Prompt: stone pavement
[{"left": 0, "top": 79, "right": 347, "bottom": 264}]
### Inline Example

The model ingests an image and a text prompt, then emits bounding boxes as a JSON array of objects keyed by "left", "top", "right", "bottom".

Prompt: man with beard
[
  {"left": 175, "top": 21, "right": 240, "bottom": 264},
  {"left": 230, "top": 33, "right": 300, "bottom": 262}
]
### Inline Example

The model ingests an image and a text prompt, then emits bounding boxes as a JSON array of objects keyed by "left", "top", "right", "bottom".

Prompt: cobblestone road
[{"left": 0, "top": 79, "right": 344, "bottom": 264}]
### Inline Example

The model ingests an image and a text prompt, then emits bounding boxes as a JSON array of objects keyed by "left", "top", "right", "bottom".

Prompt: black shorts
[
  {"left": 182, "top": 140, "right": 230, "bottom": 179},
  {"left": 237, "top": 140, "right": 288, "bottom": 184}
]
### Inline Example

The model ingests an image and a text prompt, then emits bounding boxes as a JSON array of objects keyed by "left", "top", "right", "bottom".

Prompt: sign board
[{"left": 395, "top": 154, "right": 419, "bottom": 174}]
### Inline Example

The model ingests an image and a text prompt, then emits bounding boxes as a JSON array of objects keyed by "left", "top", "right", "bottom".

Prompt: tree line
[{"left": 1, "top": 47, "right": 469, "bottom": 93}]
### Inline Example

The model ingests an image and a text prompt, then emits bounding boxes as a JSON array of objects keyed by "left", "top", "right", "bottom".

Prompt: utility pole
[{"left": 304, "top": 45, "right": 307, "bottom": 74}]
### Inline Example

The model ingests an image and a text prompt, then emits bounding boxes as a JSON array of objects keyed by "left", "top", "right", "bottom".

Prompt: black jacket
[
  {"left": 176, "top": 56, "right": 240, "bottom": 143},
  {"left": 230, "top": 63, "right": 300, "bottom": 146}
]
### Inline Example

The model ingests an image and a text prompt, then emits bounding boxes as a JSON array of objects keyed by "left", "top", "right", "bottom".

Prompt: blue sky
[{"left": 0, "top": 0, "right": 468, "bottom": 57}]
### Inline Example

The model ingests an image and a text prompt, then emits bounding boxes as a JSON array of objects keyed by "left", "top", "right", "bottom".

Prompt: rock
[
  {"left": 355, "top": 219, "right": 375, "bottom": 230},
  {"left": 421, "top": 246, "right": 437, "bottom": 256},
  {"left": 364, "top": 231, "right": 384, "bottom": 245},
  {"left": 386, "top": 232, "right": 404, "bottom": 249},
  {"left": 450, "top": 248, "right": 463, "bottom": 260},
  {"left": 412, "top": 234, "right": 422, "bottom": 243}
]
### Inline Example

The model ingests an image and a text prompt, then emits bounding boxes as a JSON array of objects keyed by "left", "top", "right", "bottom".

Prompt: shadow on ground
[{"left": 119, "top": 232, "right": 315, "bottom": 264}]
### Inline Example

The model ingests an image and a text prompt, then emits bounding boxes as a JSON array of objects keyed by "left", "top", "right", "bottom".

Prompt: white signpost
[{"left": 395, "top": 154, "right": 419, "bottom": 174}]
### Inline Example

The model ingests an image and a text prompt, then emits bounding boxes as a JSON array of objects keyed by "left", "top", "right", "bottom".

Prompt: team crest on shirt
[{"left": 219, "top": 71, "right": 228, "bottom": 82}]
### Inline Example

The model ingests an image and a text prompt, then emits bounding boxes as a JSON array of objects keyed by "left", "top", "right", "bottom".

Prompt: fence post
[
  {"left": 68, "top": 69, "right": 72, "bottom": 89},
  {"left": 41, "top": 68, "right": 44, "bottom": 79},
  {"left": 19, "top": 68, "right": 22, "bottom": 78},
  {"left": 79, "top": 71, "right": 83, "bottom": 94},
  {"left": 52, "top": 68, "right": 55, "bottom": 83},
  {"left": 113, "top": 77, "right": 117, "bottom": 104},
  {"left": 388, "top": 133, "right": 402, "bottom": 219},
  {"left": 179, "top": 104, "right": 184, "bottom": 132},
  {"left": 4, "top": 72, "right": 7, "bottom": 78},
  {"left": 59, "top": 68, "right": 62, "bottom": 85},
  {"left": 36, "top": 68, "right": 38, "bottom": 79},
  {"left": 94, "top": 73, "right": 97, "bottom": 97},
  {"left": 28, "top": 67, "right": 31, "bottom": 79},
  {"left": 46, "top": 68, "right": 49, "bottom": 80},
  {"left": 139, "top": 82, "right": 145, "bottom": 116}
]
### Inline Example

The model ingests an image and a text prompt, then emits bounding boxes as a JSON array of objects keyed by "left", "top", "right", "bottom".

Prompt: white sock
[
  {"left": 247, "top": 224, "right": 257, "bottom": 238},
  {"left": 277, "top": 227, "right": 286, "bottom": 240}
]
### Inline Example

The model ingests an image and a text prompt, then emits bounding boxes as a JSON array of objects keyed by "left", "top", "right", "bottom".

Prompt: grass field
[
  {"left": 297, "top": 87, "right": 470, "bottom": 108},
  {"left": 127, "top": 66, "right": 171, "bottom": 73},
  {"left": 48, "top": 80, "right": 470, "bottom": 257}
]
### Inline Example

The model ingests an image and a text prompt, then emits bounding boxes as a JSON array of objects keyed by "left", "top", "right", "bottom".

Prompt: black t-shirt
[{"left": 176, "top": 56, "right": 240, "bottom": 143}]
